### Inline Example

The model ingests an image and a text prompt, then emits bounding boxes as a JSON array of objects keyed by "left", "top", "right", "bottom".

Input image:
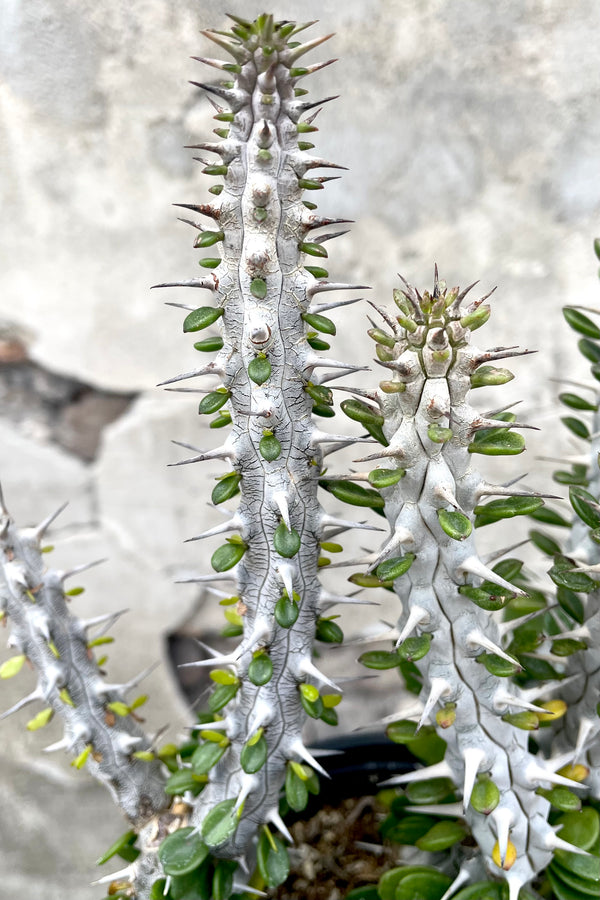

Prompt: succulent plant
[{"left": 1, "top": 12, "right": 598, "bottom": 900}]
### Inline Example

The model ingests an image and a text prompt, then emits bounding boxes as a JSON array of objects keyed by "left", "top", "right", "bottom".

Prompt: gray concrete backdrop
[{"left": 1, "top": 0, "right": 600, "bottom": 897}]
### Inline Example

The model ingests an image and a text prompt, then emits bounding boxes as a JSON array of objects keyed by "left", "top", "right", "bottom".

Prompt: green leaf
[
  {"left": 211, "top": 538, "right": 247, "bottom": 572},
  {"left": 368, "top": 467, "right": 405, "bottom": 488},
  {"left": 529, "top": 529, "right": 561, "bottom": 556},
  {"left": 304, "top": 265, "right": 329, "bottom": 278},
  {"left": 208, "top": 682, "right": 239, "bottom": 713},
  {"left": 201, "top": 799, "right": 239, "bottom": 848},
  {"left": 557, "top": 585, "right": 585, "bottom": 624},
  {"left": 299, "top": 240, "right": 328, "bottom": 258},
  {"left": 562, "top": 416, "right": 591, "bottom": 439},
  {"left": 250, "top": 277, "right": 267, "bottom": 299},
  {"left": 211, "top": 473, "right": 241, "bottom": 505},
  {"left": 379, "top": 868, "right": 445, "bottom": 900},
  {"left": 547, "top": 865, "right": 598, "bottom": 900},
  {"left": 459, "top": 584, "right": 508, "bottom": 611},
  {"left": 158, "top": 827, "right": 210, "bottom": 876},
  {"left": 550, "top": 556, "right": 598, "bottom": 593},
  {"left": 285, "top": 763, "right": 308, "bottom": 811},
  {"left": 257, "top": 830, "right": 290, "bottom": 888},
  {"left": 468, "top": 429, "right": 525, "bottom": 455},
  {"left": 195, "top": 230, "right": 224, "bottom": 248},
  {"left": 536, "top": 786, "right": 582, "bottom": 812},
  {"left": 405, "top": 778, "right": 455, "bottom": 805},
  {"left": 460, "top": 304, "right": 491, "bottom": 330},
  {"left": 470, "top": 776, "right": 500, "bottom": 814},
  {"left": 164, "top": 768, "right": 205, "bottom": 796},
  {"left": 397, "top": 634, "right": 431, "bottom": 662},
  {"left": 259, "top": 433, "right": 281, "bottom": 461},
  {"left": 529, "top": 506, "right": 571, "bottom": 527},
  {"left": 247, "top": 653, "right": 273, "bottom": 685},
  {"left": 570, "top": 486, "right": 600, "bottom": 528},
  {"left": 383, "top": 814, "right": 437, "bottom": 845},
  {"left": 96, "top": 830, "right": 138, "bottom": 866},
  {"left": 340, "top": 398, "right": 384, "bottom": 426},
  {"left": 274, "top": 593, "right": 299, "bottom": 628},
  {"left": 579, "top": 339, "right": 600, "bottom": 363},
  {"left": 315, "top": 618, "right": 343, "bottom": 642},
  {"left": 210, "top": 411, "right": 232, "bottom": 428},
  {"left": 554, "top": 833, "right": 600, "bottom": 882},
  {"left": 395, "top": 871, "right": 453, "bottom": 899},
  {"left": 248, "top": 355, "right": 271, "bottom": 385},
  {"left": 427, "top": 423, "right": 453, "bottom": 443},
  {"left": 306, "top": 332, "right": 330, "bottom": 350},
  {"left": 240, "top": 734, "right": 268, "bottom": 773},
  {"left": 199, "top": 390, "right": 230, "bottom": 415},
  {"left": 555, "top": 808, "right": 600, "bottom": 851},
  {"left": 302, "top": 311, "right": 336, "bottom": 334},
  {"left": 183, "top": 307, "right": 223, "bottom": 333},
  {"left": 211, "top": 860, "right": 236, "bottom": 900},
  {"left": 563, "top": 307, "right": 600, "bottom": 339},
  {"left": 551, "top": 638, "right": 587, "bottom": 656},
  {"left": 0, "top": 654, "right": 26, "bottom": 679},
  {"left": 359, "top": 650, "right": 401, "bottom": 670},
  {"left": 479, "top": 653, "right": 521, "bottom": 677},
  {"left": 150, "top": 879, "right": 168, "bottom": 899},
  {"left": 191, "top": 741, "right": 228, "bottom": 775},
  {"left": 193, "top": 336, "right": 224, "bottom": 352},
  {"left": 437, "top": 509, "right": 472, "bottom": 540},
  {"left": 345, "top": 887, "right": 379, "bottom": 900},
  {"left": 305, "top": 382, "right": 333, "bottom": 405},
  {"left": 26, "top": 707, "right": 54, "bottom": 731},
  {"left": 415, "top": 820, "right": 467, "bottom": 852},
  {"left": 474, "top": 495, "right": 544, "bottom": 527},
  {"left": 320, "top": 479, "right": 384, "bottom": 509},
  {"left": 559, "top": 392, "right": 598, "bottom": 411},
  {"left": 170, "top": 860, "right": 213, "bottom": 900},
  {"left": 273, "top": 521, "right": 301, "bottom": 558},
  {"left": 470, "top": 365, "right": 514, "bottom": 387}
]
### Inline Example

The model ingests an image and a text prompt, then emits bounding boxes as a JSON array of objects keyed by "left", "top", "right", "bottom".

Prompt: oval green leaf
[
  {"left": 201, "top": 799, "right": 239, "bottom": 848},
  {"left": 273, "top": 521, "right": 301, "bottom": 558},
  {"left": 158, "top": 827, "right": 210, "bottom": 876},
  {"left": 183, "top": 307, "right": 223, "bottom": 333}
]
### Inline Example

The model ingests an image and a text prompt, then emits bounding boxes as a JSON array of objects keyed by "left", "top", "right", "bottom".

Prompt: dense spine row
[
  {"left": 360, "top": 275, "right": 586, "bottom": 899},
  {"left": 159, "top": 16, "right": 363, "bottom": 863},
  {"left": 0, "top": 492, "right": 168, "bottom": 825}
]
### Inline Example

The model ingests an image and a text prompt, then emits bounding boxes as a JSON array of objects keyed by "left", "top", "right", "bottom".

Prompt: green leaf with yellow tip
[
  {"left": 211, "top": 472, "right": 241, "bottom": 506},
  {"left": 198, "top": 389, "right": 230, "bottom": 415},
  {"left": 26, "top": 707, "right": 54, "bottom": 731},
  {"left": 210, "top": 411, "right": 231, "bottom": 428},
  {"left": 285, "top": 764, "right": 308, "bottom": 811},
  {"left": 199, "top": 729, "right": 229, "bottom": 743},
  {"left": 470, "top": 365, "right": 515, "bottom": 387},
  {"left": 259, "top": 432, "right": 281, "bottom": 461},
  {"left": 437, "top": 508, "right": 472, "bottom": 541},
  {"left": 273, "top": 521, "right": 301, "bottom": 558},
  {"left": 0, "top": 654, "right": 26, "bottom": 679},
  {"left": 192, "top": 741, "right": 228, "bottom": 775},
  {"left": 183, "top": 307, "right": 223, "bottom": 333},
  {"left": 248, "top": 354, "right": 271, "bottom": 385},
  {"left": 250, "top": 277, "right": 267, "bottom": 299},
  {"left": 159, "top": 826, "right": 210, "bottom": 876},
  {"left": 241, "top": 733, "right": 268, "bottom": 774},
  {"left": 302, "top": 311, "right": 336, "bottom": 335},
  {"left": 202, "top": 799, "right": 239, "bottom": 848},
  {"left": 257, "top": 830, "right": 290, "bottom": 889},
  {"left": 315, "top": 617, "right": 343, "bottom": 642},
  {"left": 306, "top": 332, "right": 330, "bottom": 350},
  {"left": 211, "top": 537, "right": 247, "bottom": 572},
  {"left": 469, "top": 429, "right": 525, "bottom": 456}
]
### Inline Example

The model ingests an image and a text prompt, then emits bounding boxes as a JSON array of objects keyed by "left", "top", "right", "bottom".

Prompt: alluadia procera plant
[
  {"left": 1, "top": 11, "right": 599, "bottom": 900},
  {"left": 154, "top": 10, "right": 371, "bottom": 874},
  {"left": 346, "top": 272, "right": 595, "bottom": 900}
]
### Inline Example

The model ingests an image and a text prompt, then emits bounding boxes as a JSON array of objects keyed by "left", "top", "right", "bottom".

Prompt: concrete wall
[{"left": 1, "top": 1, "right": 599, "bottom": 896}]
